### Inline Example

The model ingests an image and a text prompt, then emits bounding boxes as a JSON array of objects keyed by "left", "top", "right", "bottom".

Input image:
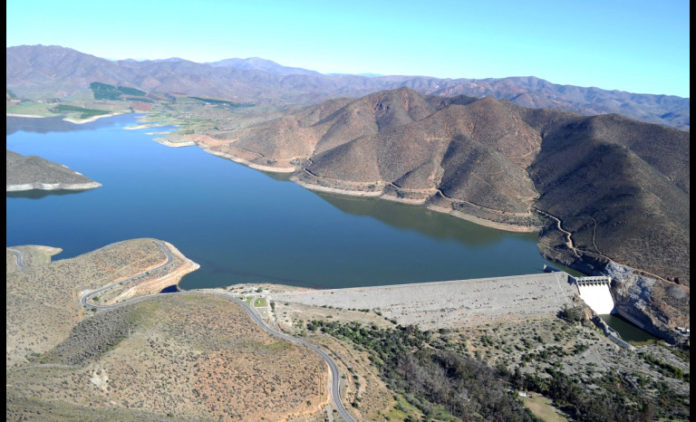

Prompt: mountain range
[
  {"left": 6, "top": 45, "right": 689, "bottom": 130},
  {"left": 193, "top": 87, "right": 689, "bottom": 341}
]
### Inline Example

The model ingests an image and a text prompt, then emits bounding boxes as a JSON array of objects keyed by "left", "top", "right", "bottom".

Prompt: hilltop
[{"left": 6, "top": 45, "right": 689, "bottom": 130}]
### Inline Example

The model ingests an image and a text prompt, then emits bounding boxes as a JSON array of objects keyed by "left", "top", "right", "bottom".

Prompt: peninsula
[{"left": 7, "top": 150, "right": 102, "bottom": 192}]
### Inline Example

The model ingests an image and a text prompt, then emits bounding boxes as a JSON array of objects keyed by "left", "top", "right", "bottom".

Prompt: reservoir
[{"left": 8, "top": 114, "right": 554, "bottom": 290}]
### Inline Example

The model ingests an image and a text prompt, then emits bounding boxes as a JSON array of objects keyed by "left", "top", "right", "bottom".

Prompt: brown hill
[
  {"left": 6, "top": 150, "right": 101, "bottom": 191},
  {"left": 7, "top": 45, "right": 689, "bottom": 130},
  {"left": 198, "top": 88, "right": 689, "bottom": 341}
]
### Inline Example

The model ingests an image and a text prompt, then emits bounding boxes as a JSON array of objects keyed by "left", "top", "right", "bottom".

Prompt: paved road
[
  {"left": 7, "top": 248, "right": 26, "bottom": 270},
  {"left": 80, "top": 240, "right": 174, "bottom": 309},
  {"left": 202, "top": 291, "right": 356, "bottom": 422},
  {"left": 80, "top": 273, "right": 355, "bottom": 421}
]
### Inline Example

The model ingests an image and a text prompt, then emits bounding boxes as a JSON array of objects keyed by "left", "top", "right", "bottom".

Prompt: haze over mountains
[
  {"left": 6, "top": 45, "right": 689, "bottom": 130},
  {"left": 197, "top": 87, "right": 689, "bottom": 340}
]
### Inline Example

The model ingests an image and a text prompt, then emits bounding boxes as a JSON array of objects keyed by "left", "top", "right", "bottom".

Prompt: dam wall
[
  {"left": 574, "top": 276, "right": 615, "bottom": 315},
  {"left": 272, "top": 272, "right": 578, "bottom": 329}
]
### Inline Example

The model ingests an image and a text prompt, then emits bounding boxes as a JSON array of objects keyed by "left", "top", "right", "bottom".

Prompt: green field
[
  {"left": 253, "top": 298, "right": 267, "bottom": 307},
  {"left": 117, "top": 86, "right": 146, "bottom": 96},
  {"left": 189, "top": 96, "right": 252, "bottom": 108},
  {"left": 50, "top": 104, "right": 111, "bottom": 119},
  {"left": 90, "top": 82, "right": 146, "bottom": 100},
  {"left": 7, "top": 102, "right": 60, "bottom": 117}
]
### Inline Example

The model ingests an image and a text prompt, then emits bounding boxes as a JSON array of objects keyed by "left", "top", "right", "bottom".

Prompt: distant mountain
[
  {"left": 208, "top": 57, "right": 320, "bottom": 76},
  {"left": 6, "top": 45, "right": 689, "bottom": 130},
  {"left": 196, "top": 87, "right": 689, "bottom": 341}
]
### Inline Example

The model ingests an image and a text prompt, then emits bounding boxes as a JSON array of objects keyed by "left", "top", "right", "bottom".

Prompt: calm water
[
  {"left": 601, "top": 314, "right": 661, "bottom": 343},
  {"left": 7, "top": 114, "right": 554, "bottom": 289}
]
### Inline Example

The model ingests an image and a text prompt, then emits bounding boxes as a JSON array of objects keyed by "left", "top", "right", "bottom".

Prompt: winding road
[
  {"left": 200, "top": 291, "right": 355, "bottom": 422},
  {"left": 78, "top": 244, "right": 356, "bottom": 422},
  {"left": 7, "top": 247, "right": 27, "bottom": 270},
  {"left": 80, "top": 240, "right": 174, "bottom": 309},
  {"left": 533, "top": 208, "right": 674, "bottom": 285}
]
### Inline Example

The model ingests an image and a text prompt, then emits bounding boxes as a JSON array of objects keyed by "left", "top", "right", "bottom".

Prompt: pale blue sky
[{"left": 7, "top": 0, "right": 690, "bottom": 97}]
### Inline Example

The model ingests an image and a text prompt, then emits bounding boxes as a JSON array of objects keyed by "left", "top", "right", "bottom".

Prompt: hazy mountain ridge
[
  {"left": 199, "top": 88, "right": 689, "bottom": 340},
  {"left": 208, "top": 57, "right": 321, "bottom": 76},
  {"left": 6, "top": 45, "right": 689, "bottom": 129}
]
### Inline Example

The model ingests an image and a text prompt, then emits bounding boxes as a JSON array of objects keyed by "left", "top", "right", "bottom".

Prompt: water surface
[
  {"left": 7, "top": 114, "right": 555, "bottom": 289},
  {"left": 601, "top": 314, "right": 661, "bottom": 344}
]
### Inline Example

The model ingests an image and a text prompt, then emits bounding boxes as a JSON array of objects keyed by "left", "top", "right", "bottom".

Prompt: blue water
[
  {"left": 160, "top": 285, "right": 180, "bottom": 293},
  {"left": 7, "top": 114, "right": 552, "bottom": 289}
]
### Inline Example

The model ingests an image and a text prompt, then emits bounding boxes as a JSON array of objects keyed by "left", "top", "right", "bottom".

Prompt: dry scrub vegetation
[
  {"left": 6, "top": 239, "right": 171, "bottom": 366},
  {"left": 7, "top": 241, "right": 328, "bottom": 421},
  {"left": 7, "top": 294, "right": 328, "bottom": 421},
  {"left": 265, "top": 283, "right": 689, "bottom": 421}
]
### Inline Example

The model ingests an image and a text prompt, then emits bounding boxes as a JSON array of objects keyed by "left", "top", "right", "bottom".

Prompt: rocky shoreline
[
  {"left": 192, "top": 144, "right": 541, "bottom": 233},
  {"left": 292, "top": 175, "right": 540, "bottom": 232}
]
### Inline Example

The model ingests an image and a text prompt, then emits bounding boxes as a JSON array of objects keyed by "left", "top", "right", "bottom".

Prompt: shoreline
[
  {"left": 7, "top": 111, "right": 126, "bottom": 124},
  {"left": 111, "top": 240, "right": 200, "bottom": 303},
  {"left": 6, "top": 181, "right": 102, "bottom": 192},
  {"left": 153, "top": 137, "right": 196, "bottom": 148},
  {"left": 63, "top": 112, "right": 124, "bottom": 124},
  {"left": 125, "top": 123, "right": 164, "bottom": 130},
  {"left": 202, "top": 147, "right": 297, "bottom": 173},
  {"left": 291, "top": 176, "right": 539, "bottom": 233},
  {"left": 193, "top": 146, "right": 540, "bottom": 233},
  {"left": 6, "top": 113, "right": 50, "bottom": 118}
]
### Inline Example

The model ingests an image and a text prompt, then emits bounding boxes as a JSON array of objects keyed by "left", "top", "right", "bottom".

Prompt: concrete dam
[{"left": 573, "top": 276, "right": 615, "bottom": 315}]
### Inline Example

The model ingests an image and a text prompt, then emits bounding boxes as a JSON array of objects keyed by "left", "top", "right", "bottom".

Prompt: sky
[{"left": 6, "top": 0, "right": 690, "bottom": 97}]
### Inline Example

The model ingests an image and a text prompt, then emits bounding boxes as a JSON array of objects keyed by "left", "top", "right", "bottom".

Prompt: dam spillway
[{"left": 574, "top": 276, "right": 615, "bottom": 315}]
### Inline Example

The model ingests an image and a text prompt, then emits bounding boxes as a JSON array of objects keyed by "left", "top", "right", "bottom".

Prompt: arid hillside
[
  {"left": 7, "top": 294, "right": 327, "bottom": 422},
  {"left": 195, "top": 88, "right": 689, "bottom": 340},
  {"left": 6, "top": 239, "right": 194, "bottom": 365},
  {"left": 6, "top": 241, "right": 327, "bottom": 421}
]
